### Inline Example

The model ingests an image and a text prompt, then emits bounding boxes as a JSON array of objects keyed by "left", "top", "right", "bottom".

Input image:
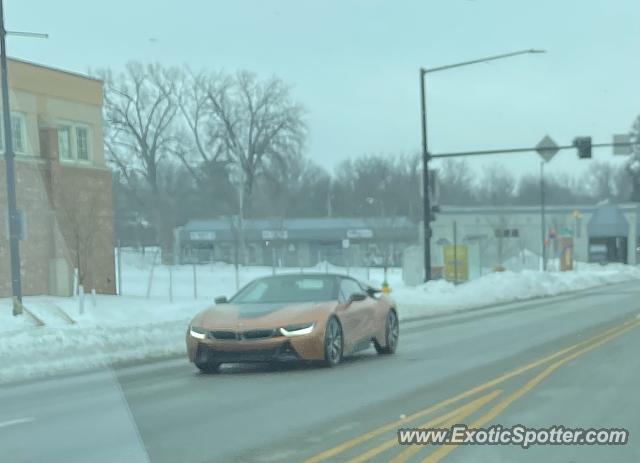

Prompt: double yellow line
[{"left": 303, "top": 316, "right": 640, "bottom": 463}]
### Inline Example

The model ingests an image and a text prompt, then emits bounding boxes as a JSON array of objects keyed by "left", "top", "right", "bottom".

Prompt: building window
[
  {"left": 0, "top": 113, "right": 27, "bottom": 155},
  {"left": 494, "top": 228, "right": 520, "bottom": 238},
  {"left": 58, "top": 126, "right": 71, "bottom": 159},
  {"left": 76, "top": 127, "right": 89, "bottom": 160},
  {"left": 11, "top": 115, "right": 25, "bottom": 153},
  {"left": 57, "top": 122, "right": 92, "bottom": 162}
]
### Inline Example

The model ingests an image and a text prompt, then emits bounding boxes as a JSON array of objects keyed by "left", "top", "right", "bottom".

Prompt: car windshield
[{"left": 230, "top": 275, "right": 338, "bottom": 303}]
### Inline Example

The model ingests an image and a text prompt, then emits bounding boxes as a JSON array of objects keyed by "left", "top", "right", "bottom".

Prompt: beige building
[{"left": 0, "top": 58, "right": 115, "bottom": 296}]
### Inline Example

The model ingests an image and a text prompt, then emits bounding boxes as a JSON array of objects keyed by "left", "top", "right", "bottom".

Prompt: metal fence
[{"left": 115, "top": 247, "right": 397, "bottom": 302}]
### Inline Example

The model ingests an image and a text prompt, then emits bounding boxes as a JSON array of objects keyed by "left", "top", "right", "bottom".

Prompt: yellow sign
[
  {"left": 559, "top": 236, "right": 574, "bottom": 271},
  {"left": 443, "top": 245, "right": 468, "bottom": 283}
]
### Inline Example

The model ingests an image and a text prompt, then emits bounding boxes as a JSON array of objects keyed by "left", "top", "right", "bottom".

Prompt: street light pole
[
  {"left": 0, "top": 0, "right": 22, "bottom": 308},
  {"left": 419, "top": 49, "right": 545, "bottom": 282}
]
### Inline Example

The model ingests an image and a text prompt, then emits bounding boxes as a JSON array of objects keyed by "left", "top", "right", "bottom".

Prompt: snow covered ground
[{"left": 1, "top": 256, "right": 639, "bottom": 384}]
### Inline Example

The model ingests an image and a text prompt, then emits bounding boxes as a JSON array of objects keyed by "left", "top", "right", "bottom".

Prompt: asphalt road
[{"left": 2, "top": 280, "right": 640, "bottom": 463}]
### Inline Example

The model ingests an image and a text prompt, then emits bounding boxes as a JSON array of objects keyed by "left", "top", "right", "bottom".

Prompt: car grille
[
  {"left": 208, "top": 329, "right": 278, "bottom": 340},
  {"left": 243, "top": 329, "right": 277, "bottom": 339},
  {"left": 209, "top": 330, "right": 237, "bottom": 340}
]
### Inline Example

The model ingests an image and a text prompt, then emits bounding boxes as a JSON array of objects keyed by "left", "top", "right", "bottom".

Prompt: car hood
[{"left": 192, "top": 301, "right": 336, "bottom": 330}]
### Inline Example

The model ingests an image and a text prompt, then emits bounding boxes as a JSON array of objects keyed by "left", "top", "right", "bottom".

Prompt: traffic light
[
  {"left": 573, "top": 136, "right": 592, "bottom": 159},
  {"left": 429, "top": 205, "right": 440, "bottom": 222}
]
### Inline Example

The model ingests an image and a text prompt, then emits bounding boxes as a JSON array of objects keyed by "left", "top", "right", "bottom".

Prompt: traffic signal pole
[
  {"left": 419, "top": 49, "right": 546, "bottom": 282},
  {"left": 429, "top": 141, "right": 631, "bottom": 159},
  {"left": 419, "top": 69, "right": 431, "bottom": 282}
]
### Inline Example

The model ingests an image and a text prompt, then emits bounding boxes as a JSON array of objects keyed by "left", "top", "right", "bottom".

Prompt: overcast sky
[{"left": 6, "top": 0, "right": 639, "bottom": 179}]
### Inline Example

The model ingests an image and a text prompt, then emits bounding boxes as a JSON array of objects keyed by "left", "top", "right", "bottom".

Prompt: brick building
[{"left": 0, "top": 58, "right": 115, "bottom": 297}]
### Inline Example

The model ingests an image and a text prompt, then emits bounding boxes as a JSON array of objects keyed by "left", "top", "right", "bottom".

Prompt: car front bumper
[
  {"left": 194, "top": 341, "right": 302, "bottom": 364},
  {"left": 186, "top": 329, "right": 326, "bottom": 363}
]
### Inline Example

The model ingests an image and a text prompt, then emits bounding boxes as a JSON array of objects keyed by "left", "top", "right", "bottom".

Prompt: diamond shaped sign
[{"left": 536, "top": 135, "right": 559, "bottom": 162}]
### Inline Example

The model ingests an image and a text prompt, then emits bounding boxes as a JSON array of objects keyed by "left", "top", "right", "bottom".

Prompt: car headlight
[
  {"left": 279, "top": 322, "right": 315, "bottom": 337},
  {"left": 189, "top": 326, "right": 207, "bottom": 340}
]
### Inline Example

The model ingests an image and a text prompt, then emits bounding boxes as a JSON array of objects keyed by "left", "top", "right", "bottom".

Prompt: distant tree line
[{"left": 101, "top": 62, "right": 640, "bottom": 250}]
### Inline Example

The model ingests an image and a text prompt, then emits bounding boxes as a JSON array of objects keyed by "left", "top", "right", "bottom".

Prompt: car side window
[{"left": 339, "top": 279, "right": 364, "bottom": 303}]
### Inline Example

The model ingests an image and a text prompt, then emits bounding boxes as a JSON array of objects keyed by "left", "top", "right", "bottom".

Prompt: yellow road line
[
  {"left": 387, "top": 390, "right": 502, "bottom": 463},
  {"left": 302, "top": 318, "right": 636, "bottom": 463},
  {"left": 422, "top": 319, "right": 640, "bottom": 463},
  {"left": 345, "top": 390, "right": 502, "bottom": 463}
]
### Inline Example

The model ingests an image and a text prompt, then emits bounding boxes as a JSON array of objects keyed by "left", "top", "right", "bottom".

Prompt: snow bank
[
  {"left": 0, "top": 296, "right": 200, "bottom": 384},
  {"left": 395, "top": 263, "right": 640, "bottom": 319},
  {"left": 1, "top": 263, "right": 638, "bottom": 384}
]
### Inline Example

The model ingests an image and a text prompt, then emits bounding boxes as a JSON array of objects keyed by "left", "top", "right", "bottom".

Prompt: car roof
[
  {"left": 253, "top": 272, "right": 350, "bottom": 279},
  {"left": 251, "top": 273, "right": 376, "bottom": 287}
]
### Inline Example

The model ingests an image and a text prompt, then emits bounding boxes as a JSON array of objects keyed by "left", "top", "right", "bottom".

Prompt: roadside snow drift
[
  {"left": 395, "top": 264, "right": 640, "bottom": 319},
  {"left": 1, "top": 263, "right": 639, "bottom": 384}
]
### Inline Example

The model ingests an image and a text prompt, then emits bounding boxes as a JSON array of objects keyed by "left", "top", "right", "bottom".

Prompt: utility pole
[
  {"left": 0, "top": 0, "right": 22, "bottom": 310},
  {"left": 0, "top": 0, "right": 46, "bottom": 314}
]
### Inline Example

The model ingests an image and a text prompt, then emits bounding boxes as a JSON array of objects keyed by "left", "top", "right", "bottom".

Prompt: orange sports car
[{"left": 186, "top": 273, "right": 399, "bottom": 372}]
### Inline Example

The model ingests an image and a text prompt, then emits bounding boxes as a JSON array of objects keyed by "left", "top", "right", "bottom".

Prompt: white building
[{"left": 431, "top": 202, "right": 638, "bottom": 278}]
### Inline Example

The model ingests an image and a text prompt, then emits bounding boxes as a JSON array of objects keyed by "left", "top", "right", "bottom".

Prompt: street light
[
  {"left": 420, "top": 49, "right": 546, "bottom": 281},
  {"left": 1, "top": 0, "right": 47, "bottom": 314},
  {"left": 0, "top": 1, "right": 21, "bottom": 308}
]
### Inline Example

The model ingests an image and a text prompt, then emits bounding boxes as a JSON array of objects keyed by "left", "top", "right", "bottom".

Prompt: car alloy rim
[
  {"left": 387, "top": 311, "right": 399, "bottom": 349},
  {"left": 327, "top": 319, "right": 342, "bottom": 362}
]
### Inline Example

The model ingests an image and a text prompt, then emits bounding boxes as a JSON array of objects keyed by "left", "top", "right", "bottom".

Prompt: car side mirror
[
  {"left": 348, "top": 292, "right": 367, "bottom": 304},
  {"left": 214, "top": 296, "right": 228, "bottom": 304},
  {"left": 366, "top": 287, "right": 381, "bottom": 297}
]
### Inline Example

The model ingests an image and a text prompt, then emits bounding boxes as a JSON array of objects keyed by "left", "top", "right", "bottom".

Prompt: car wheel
[
  {"left": 375, "top": 310, "right": 399, "bottom": 355},
  {"left": 195, "top": 359, "right": 221, "bottom": 374},
  {"left": 323, "top": 317, "right": 343, "bottom": 367},
  {"left": 195, "top": 347, "right": 221, "bottom": 374}
]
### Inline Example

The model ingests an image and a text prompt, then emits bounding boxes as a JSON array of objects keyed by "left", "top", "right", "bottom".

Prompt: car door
[{"left": 337, "top": 278, "right": 375, "bottom": 353}]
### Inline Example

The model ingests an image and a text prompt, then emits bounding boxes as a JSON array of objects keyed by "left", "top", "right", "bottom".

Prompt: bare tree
[
  {"left": 578, "top": 161, "right": 631, "bottom": 202},
  {"left": 436, "top": 159, "right": 477, "bottom": 206},
  {"left": 625, "top": 115, "right": 640, "bottom": 201},
  {"left": 255, "top": 156, "right": 331, "bottom": 217},
  {"left": 515, "top": 172, "right": 593, "bottom": 205},
  {"left": 584, "top": 161, "right": 616, "bottom": 200},
  {"left": 203, "top": 71, "right": 306, "bottom": 217},
  {"left": 57, "top": 189, "right": 104, "bottom": 290},
  {"left": 477, "top": 164, "right": 516, "bottom": 206},
  {"left": 99, "top": 63, "right": 180, "bottom": 256},
  {"left": 173, "top": 70, "right": 228, "bottom": 187}
]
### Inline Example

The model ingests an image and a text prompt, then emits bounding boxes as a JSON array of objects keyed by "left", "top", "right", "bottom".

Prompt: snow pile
[
  {"left": 0, "top": 296, "right": 201, "bottom": 384},
  {"left": 395, "top": 263, "right": 640, "bottom": 319},
  {"left": 1, "top": 263, "right": 639, "bottom": 384}
]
